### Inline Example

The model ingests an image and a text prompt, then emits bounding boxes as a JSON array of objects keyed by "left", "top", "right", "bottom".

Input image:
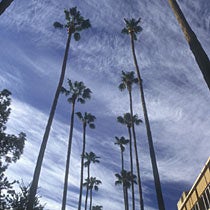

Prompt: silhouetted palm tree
[
  {"left": 115, "top": 170, "right": 137, "bottom": 210},
  {"left": 117, "top": 113, "right": 139, "bottom": 210},
  {"left": 167, "top": 0, "right": 210, "bottom": 90},
  {"left": 27, "top": 7, "right": 91, "bottom": 210},
  {"left": 84, "top": 177, "right": 102, "bottom": 210},
  {"left": 119, "top": 70, "right": 144, "bottom": 210},
  {"left": 114, "top": 136, "right": 129, "bottom": 171},
  {"left": 83, "top": 152, "right": 100, "bottom": 210},
  {"left": 122, "top": 17, "right": 165, "bottom": 210},
  {"left": 76, "top": 112, "right": 96, "bottom": 210},
  {"left": 61, "top": 80, "right": 92, "bottom": 210}
]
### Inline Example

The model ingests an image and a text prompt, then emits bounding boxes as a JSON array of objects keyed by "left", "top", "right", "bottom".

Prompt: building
[{"left": 177, "top": 157, "right": 210, "bottom": 210}]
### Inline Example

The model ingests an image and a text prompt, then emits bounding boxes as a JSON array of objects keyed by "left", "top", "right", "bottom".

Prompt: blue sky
[{"left": 0, "top": 0, "right": 210, "bottom": 209}]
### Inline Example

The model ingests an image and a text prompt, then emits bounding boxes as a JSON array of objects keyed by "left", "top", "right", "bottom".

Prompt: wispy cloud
[{"left": 1, "top": 0, "right": 210, "bottom": 209}]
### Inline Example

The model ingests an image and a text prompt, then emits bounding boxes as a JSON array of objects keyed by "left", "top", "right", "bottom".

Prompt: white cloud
[{"left": 1, "top": 0, "right": 210, "bottom": 209}]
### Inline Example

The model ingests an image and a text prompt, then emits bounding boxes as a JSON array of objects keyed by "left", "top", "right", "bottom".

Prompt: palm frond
[
  {"left": 53, "top": 21, "right": 64, "bottom": 29},
  {"left": 89, "top": 123, "right": 95, "bottom": 129},
  {"left": 117, "top": 116, "right": 125, "bottom": 124},
  {"left": 76, "top": 112, "right": 83, "bottom": 120},
  {"left": 118, "top": 83, "right": 126, "bottom": 91}
]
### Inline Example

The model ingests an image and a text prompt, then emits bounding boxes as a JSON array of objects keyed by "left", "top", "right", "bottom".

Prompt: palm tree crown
[
  {"left": 61, "top": 79, "right": 92, "bottom": 104},
  {"left": 122, "top": 18, "right": 143, "bottom": 40},
  {"left": 119, "top": 71, "right": 138, "bottom": 92},
  {"left": 115, "top": 170, "right": 137, "bottom": 189},
  {"left": 92, "top": 205, "right": 103, "bottom": 210},
  {"left": 76, "top": 112, "right": 96, "bottom": 129},
  {"left": 84, "top": 177, "right": 102, "bottom": 191},
  {"left": 54, "top": 7, "right": 91, "bottom": 40},
  {"left": 114, "top": 136, "right": 129, "bottom": 153},
  {"left": 117, "top": 113, "right": 142, "bottom": 128},
  {"left": 83, "top": 152, "right": 100, "bottom": 167}
]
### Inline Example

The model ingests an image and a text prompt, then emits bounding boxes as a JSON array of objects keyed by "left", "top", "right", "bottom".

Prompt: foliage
[
  {"left": 53, "top": 7, "right": 91, "bottom": 41},
  {"left": 83, "top": 177, "right": 102, "bottom": 191},
  {"left": 76, "top": 112, "right": 96, "bottom": 129},
  {"left": 0, "top": 89, "right": 44, "bottom": 209},
  {"left": 92, "top": 205, "right": 103, "bottom": 210},
  {"left": 114, "top": 136, "right": 129, "bottom": 153},
  {"left": 61, "top": 79, "right": 92, "bottom": 104},
  {"left": 117, "top": 113, "right": 142, "bottom": 128},
  {"left": 115, "top": 170, "right": 137, "bottom": 189},
  {"left": 83, "top": 152, "right": 100, "bottom": 167},
  {"left": 6, "top": 182, "right": 44, "bottom": 210},
  {"left": 0, "top": 89, "right": 26, "bottom": 168},
  {"left": 121, "top": 18, "right": 143, "bottom": 40},
  {"left": 118, "top": 71, "right": 138, "bottom": 92}
]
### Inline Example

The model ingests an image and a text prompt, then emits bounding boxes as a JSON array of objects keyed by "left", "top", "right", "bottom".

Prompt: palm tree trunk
[
  {"left": 0, "top": 0, "right": 13, "bottom": 15},
  {"left": 124, "top": 186, "right": 129, "bottom": 210},
  {"left": 123, "top": 185, "right": 127, "bottom": 210},
  {"left": 128, "top": 90, "right": 144, "bottom": 210},
  {"left": 27, "top": 33, "right": 72, "bottom": 210},
  {"left": 85, "top": 165, "right": 90, "bottom": 210},
  {"left": 61, "top": 100, "right": 75, "bottom": 210},
  {"left": 89, "top": 188, "right": 93, "bottom": 210},
  {"left": 130, "top": 33, "right": 165, "bottom": 210},
  {"left": 168, "top": 0, "right": 210, "bottom": 90},
  {"left": 121, "top": 150, "right": 124, "bottom": 171},
  {"left": 128, "top": 127, "right": 135, "bottom": 210},
  {"left": 78, "top": 123, "right": 86, "bottom": 210}
]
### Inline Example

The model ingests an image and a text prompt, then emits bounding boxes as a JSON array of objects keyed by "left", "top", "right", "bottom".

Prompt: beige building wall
[{"left": 177, "top": 157, "right": 210, "bottom": 210}]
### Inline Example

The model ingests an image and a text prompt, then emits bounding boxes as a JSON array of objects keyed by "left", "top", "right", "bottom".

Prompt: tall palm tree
[
  {"left": 76, "top": 112, "right": 96, "bottom": 210},
  {"left": 85, "top": 177, "right": 102, "bottom": 210},
  {"left": 114, "top": 136, "right": 129, "bottom": 171},
  {"left": 83, "top": 152, "right": 100, "bottom": 210},
  {"left": 61, "top": 79, "right": 92, "bottom": 210},
  {"left": 115, "top": 170, "right": 137, "bottom": 210},
  {"left": 167, "top": 0, "right": 210, "bottom": 90},
  {"left": 122, "top": 18, "right": 165, "bottom": 210},
  {"left": 114, "top": 136, "right": 129, "bottom": 210},
  {"left": 119, "top": 70, "right": 144, "bottom": 210},
  {"left": 27, "top": 7, "right": 91, "bottom": 210},
  {"left": 117, "top": 113, "right": 139, "bottom": 210}
]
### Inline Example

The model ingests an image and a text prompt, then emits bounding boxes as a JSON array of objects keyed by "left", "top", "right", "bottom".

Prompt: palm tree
[
  {"left": 167, "top": 0, "right": 210, "bottom": 90},
  {"left": 27, "top": 7, "right": 91, "bottom": 210},
  {"left": 115, "top": 170, "right": 137, "bottom": 210},
  {"left": 76, "top": 112, "right": 96, "bottom": 210},
  {"left": 0, "top": 0, "right": 13, "bottom": 16},
  {"left": 61, "top": 80, "right": 92, "bottom": 210},
  {"left": 119, "top": 70, "right": 144, "bottom": 210},
  {"left": 117, "top": 113, "right": 138, "bottom": 210},
  {"left": 85, "top": 177, "right": 102, "bottom": 210},
  {"left": 114, "top": 136, "right": 129, "bottom": 171},
  {"left": 83, "top": 152, "right": 100, "bottom": 210},
  {"left": 122, "top": 18, "right": 165, "bottom": 210}
]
